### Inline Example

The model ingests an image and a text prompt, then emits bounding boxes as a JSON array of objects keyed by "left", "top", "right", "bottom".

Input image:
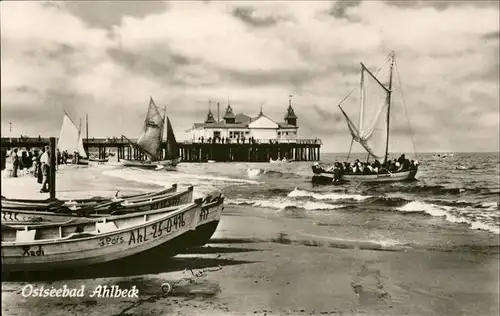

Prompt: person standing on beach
[
  {"left": 36, "top": 148, "right": 43, "bottom": 184},
  {"left": 40, "top": 146, "right": 50, "bottom": 193},
  {"left": 11, "top": 148, "right": 19, "bottom": 178}
]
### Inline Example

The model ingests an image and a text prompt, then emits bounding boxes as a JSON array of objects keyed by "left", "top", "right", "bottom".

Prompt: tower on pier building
[{"left": 186, "top": 97, "right": 299, "bottom": 142}]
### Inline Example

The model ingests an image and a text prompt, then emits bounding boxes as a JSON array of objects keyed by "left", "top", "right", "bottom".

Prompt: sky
[{"left": 1, "top": 0, "right": 498, "bottom": 153}]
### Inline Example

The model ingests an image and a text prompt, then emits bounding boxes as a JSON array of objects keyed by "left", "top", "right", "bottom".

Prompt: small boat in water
[
  {"left": 312, "top": 51, "right": 418, "bottom": 184},
  {"left": 1, "top": 186, "right": 194, "bottom": 225},
  {"left": 121, "top": 97, "right": 181, "bottom": 169},
  {"left": 2, "top": 200, "right": 204, "bottom": 273},
  {"left": 89, "top": 158, "right": 109, "bottom": 163},
  {"left": 270, "top": 158, "right": 292, "bottom": 163},
  {"left": 433, "top": 153, "right": 454, "bottom": 159}
]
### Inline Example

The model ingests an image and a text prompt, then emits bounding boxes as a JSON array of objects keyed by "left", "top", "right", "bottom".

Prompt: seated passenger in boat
[
  {"left": 343, "top": 162, "right": 352, "bottom": 174},
  {"left": 402, "top": 158, "right": 411, "bottom": 170},
  {"left": 363, "top": 163, "right": 371, "bottom": 174}
]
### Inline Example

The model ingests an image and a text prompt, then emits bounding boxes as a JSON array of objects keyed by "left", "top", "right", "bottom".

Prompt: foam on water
[
  {"left": 398, "top": 201, "right": 499, "bottom": 234},
  {"left": 288, "top": 188, "right": 371, "bottom": 201},
  {"left": 103, "top": 168, "right": 259, "bottom": 199},
  {"left": 227, "top": 198, "right": 344, "bottom": 211}
]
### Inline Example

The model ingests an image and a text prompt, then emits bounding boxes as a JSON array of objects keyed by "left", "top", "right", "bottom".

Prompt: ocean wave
[
  {"left": 288, "top": 188, "right": 371, "bottom": 202},
  {"left": 397, "top": 201, "right": 499, "bottom": 234},
  {"left": 246, "top": 168, "right": 302, "bottom": 180},
  {"left": 480, "top": 201, "right": 499, "bottom": 210},
  {"left": 103, "top": 168, "right": 258, "bottom": 199},
  {"left": 226, "top": 198, "right": 344, "bottom": 211}
]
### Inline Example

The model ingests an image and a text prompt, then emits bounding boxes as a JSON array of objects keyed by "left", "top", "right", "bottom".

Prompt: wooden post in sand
[{"left": 49, "top": 137, "right": 56, "bottom": 199}]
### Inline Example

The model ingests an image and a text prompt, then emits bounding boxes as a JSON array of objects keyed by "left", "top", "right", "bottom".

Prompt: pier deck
[{"left": 1, "top": 137, "right": 321, "bottom": 162}]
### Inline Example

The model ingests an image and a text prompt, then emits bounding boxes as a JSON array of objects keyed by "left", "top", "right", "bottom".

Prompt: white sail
[
  {"left": 339, "top": 56, "right": 393, "bottom": 160},
  {"left": 57, "top": 114, "right": 87, "bottom": 158},
  {"left": 77, "top": 133, "right": 87, "bottom": 158},
  {"left": 357, "top": 63, "right": 390, "bottom": 159}
]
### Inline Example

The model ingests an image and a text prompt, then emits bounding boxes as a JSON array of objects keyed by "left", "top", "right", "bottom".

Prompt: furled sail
[
  {"left": 136, "top": 97, "right": 164, "bottom": 160},
  {"left": 58, "top": 113, "right": 88, "bottom": 158},
  {"left": 164, "top": 116, "right": 179, "bottom": 160},
  {"left": 339, "top": 58, "right": 392, "bottom": 160}
]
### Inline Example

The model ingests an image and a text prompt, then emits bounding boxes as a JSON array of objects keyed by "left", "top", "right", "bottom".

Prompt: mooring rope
[{"left": 394, "top": 55, "right": 418, "bottom": 160}]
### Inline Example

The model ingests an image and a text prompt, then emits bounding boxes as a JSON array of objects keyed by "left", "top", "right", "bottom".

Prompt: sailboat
[
  {"left": 312, "top": 51, "right": 418, "bottom": 183},
  {"left": 58, "top": 112, "right": 89, "bottom": 166},
  {"left": 121, "top": 97, "right": 181, "bottom": 169}
]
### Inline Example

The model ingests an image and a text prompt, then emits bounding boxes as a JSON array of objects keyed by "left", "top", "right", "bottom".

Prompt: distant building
[{"left": 186, "top": 98, "right": 299, "bottom": 143}]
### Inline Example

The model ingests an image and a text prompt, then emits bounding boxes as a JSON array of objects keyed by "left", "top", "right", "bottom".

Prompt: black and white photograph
[{"left": 1, "top": 1, "right": 499, "bottom": 315}]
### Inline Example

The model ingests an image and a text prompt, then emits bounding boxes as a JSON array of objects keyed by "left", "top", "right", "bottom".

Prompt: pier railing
[{"left": 183, "top": 138, "right": 323, "bottom": 145}]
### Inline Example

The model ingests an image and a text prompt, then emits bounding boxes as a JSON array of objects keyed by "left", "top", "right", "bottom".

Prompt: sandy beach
[{"left": 2, "top": 166, "right": 499, "bottom": 316}]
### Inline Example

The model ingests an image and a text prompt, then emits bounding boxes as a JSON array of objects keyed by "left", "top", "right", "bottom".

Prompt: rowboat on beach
[
  {"left": 184, "top": 192, "right": 225, "bottom": 247},
  {"left": 311, "top": 51, "right": 419, "bottom": 184},
  {"left": 121, "top": 97, "right": 181, "bottom": 169},
  {"left": 1, "top": 184, "right": 178, "bottom": 208},
  {"left": 2, "top": 200, "right": 200, "bottom": 273},
  {"left": 2, "top": 192, "right": 225, "bottom": 273},
  {"left": 1, "top": 186, "right": 194, "bottom": 224}
]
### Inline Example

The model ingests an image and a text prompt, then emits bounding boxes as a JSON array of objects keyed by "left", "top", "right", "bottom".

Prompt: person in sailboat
[
  {"left": 40, "top": 146, "right": 50, "bottom": 193},
  {"left": 338, "top": 153, "right": 417, "bottom": 177}
]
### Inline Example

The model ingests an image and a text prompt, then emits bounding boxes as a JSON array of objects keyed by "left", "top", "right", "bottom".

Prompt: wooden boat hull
[
  {"left": 89, "top": 158, "right": 109, "bottom": 163},
  {"left": 1, "top": 202, "right": 203, "bottom": 272},
  {"left": 120, "top": 157, "right": 181, "bottom": 169},
  {"left": 1, "top": 186, "right": 194, "bottom": 225},
  {"left": 312, "top": 165, "right": 418, "bottom": 184},
  {"left": 189, "top": 193, "right": 224, "bottom": 247},
  {"left": 148, "top": 192, "right": 225, "bottom": 253},
  {"left": 64, "top": 158, "right": 89, "bottom": 165},
  {"left": 120, "top": 159, "right": 158, "bottom": 169},
  {"left": 1, "top": 185, "right": 178, "bottom": 210}
]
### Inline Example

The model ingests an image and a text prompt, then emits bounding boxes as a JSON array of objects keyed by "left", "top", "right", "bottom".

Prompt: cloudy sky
[{"left": 1, "top": 0, "right": 498, "bottom": 153}]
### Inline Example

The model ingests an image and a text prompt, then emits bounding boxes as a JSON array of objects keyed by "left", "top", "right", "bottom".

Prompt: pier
[{"left": 1, "top": 137, "right": 322, "bottom": 163}]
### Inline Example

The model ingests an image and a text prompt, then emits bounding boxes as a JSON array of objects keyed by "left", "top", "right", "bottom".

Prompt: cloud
[{"left": 1, "top": 0, "right": 499, "bottom": 153}]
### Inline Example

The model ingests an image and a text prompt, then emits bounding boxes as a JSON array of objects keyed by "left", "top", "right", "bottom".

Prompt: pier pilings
[{"left": 1, "top": 137, "right": 322, "bottom": 163}]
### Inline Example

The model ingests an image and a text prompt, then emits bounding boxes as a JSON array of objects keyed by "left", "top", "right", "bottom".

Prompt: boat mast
[
  {"left": 384, "top": 51, "right": 395, "bottom": 164},
  {"left": 86, "top": 113, "right": 89, "bottom": 141},
  {"left": 358, "top": 63, "right": 365, "bottom": 136},
  {"left": 161, "top": 106, "right": 167, "bottom": 159}
]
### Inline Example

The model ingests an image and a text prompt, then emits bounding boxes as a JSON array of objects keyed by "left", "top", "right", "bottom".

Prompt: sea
[{"left": 97, "top": 153, "right": 500, "bottom": 242}]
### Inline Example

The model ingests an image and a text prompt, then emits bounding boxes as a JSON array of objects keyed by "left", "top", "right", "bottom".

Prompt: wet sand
[{"left": 2, "top": 167, "right": 499, "bottom": 316}]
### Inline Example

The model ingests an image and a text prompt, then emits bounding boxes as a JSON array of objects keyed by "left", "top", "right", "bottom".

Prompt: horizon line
[{"left": 321, "top": 151, "right": 500, "bottom": 154}]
